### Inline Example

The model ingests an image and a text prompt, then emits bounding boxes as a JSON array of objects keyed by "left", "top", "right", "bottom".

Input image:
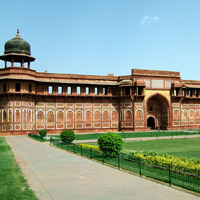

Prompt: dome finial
[{"left": 16, "top": 29, "right": 20, "bottom": 37}]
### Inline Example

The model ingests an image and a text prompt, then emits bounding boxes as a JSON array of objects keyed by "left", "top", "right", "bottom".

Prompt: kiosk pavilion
[{"left": 1, "top": 30, "right": 200, "bottom": 135}]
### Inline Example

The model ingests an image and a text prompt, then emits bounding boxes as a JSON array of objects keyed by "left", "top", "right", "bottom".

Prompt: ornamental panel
[{"left": 152, "top": 80, "right": 164, "bottom": 89}]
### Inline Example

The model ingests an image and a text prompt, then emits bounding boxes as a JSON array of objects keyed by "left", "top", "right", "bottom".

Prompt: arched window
[
  {"left": 196, "top": 110, "right": 200, "bottom": 120},
  {"left": 57, "top": 110, "right": 64, "bottom": 122},
  {"left": 3, "top": 110, "right": 6, "bottom": 122},
  {"left": 23, "top": 110, "right": 27, "bottom": 123},
  {"left": 85, "top": 110, "right": 92, "bottom": 122},
  {"left": 102, "top": 110, "right": 109, "bottom": 121},
  {"left": 37, "top": 111, "right": 44, "bottom": 122},
  {"left": 112, "top": 110, "right": 118, "bottom": 121},
  {"left": 76, "top": 110, "right": 83, "bottom": 122},
  {"left": 47, "top": 111, "right": 54, "bottom": 122},
  {"left": 9, "top": 110, "right": 12, "bottom": 122},
  {"left": 125, "top": 110, "right": 132, "bottom": 121},
  {"left": 189, "top": 110, "right": 194, "bottom": 120},
  {"left": 94, "top": 110, "right": 101, "bottom": 121},
  {"left": 136, "top": 110, "right": 143, "bottom": 120},
  {"left": 67, "top": 110, "right": 74, "bottom": 122},
  {"left": 15, "top": 110, "right": 20, "bottom": 122},
  {"left": 173, "top": 110, "right": 180, "bottom": 121},
  {"left": 28, "top": 110, "right": 32, "bottom": 123},
  {"left": 182, "top": 110, "right": 187, "bottom": 121}
]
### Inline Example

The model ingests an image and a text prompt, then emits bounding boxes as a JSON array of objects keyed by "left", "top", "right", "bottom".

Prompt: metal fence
[{"left": 50, "top": 138, "right": 200, "bottom": 193}]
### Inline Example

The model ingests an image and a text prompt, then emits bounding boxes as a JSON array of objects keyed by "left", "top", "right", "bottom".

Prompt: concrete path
[{"left": 6, "top": 136, "right": 200, "bottom": 200}]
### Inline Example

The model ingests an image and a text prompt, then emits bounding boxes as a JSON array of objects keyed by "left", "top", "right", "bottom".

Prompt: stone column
[
  {"left": 4, "top": 60, "right": 7, "bottom": 68},
  {"left": 21, "top": 57, "right": 24, "bottom": 67},
  {"left": 11, "top": 57, "right": 14, "bottom": 67},
  {"left": 28, "top": 61, "right": 30, "bottom": 69}
]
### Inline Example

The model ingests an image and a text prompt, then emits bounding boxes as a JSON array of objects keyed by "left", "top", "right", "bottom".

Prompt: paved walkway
[{"left": 6, "top": 136, "right": 200, "bottom": 200}]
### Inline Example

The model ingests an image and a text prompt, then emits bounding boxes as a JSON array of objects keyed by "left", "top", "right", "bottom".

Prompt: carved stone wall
[
  {"left": 172, "top": 102, "right": 200, "bottom": 127},
  {"left": 0, "top": 100, "right": 35, "bottom": 132}
]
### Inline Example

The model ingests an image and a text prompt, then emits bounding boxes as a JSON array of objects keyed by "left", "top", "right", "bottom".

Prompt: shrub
[
  {"left": 60, "top": 130, "right": 75, "bottom": 144},
  {"left": 77, "top": 143, "right": 101, "bottom": 152},
  {"left": 98, "top": 132, "right": 123, "bottom": 156},
  {"left": 128, "top": 151, "right": 200, "bottom": 175},
  {"left": 39, "top": 129, "right": 47, "bottom": 138}
]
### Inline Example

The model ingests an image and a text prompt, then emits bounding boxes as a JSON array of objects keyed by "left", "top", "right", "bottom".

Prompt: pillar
[
  {"left": 28, "top": 61, "right": 30, "bottom": 69},
  {"left": 21, "top": 57, "right": 24, "bottom": 67},
  {"left": 4, "top": 60, "right": 7, "bottom": 68},
  {"left": 11, "top": 57, "right": 14, "bottom": 67}
]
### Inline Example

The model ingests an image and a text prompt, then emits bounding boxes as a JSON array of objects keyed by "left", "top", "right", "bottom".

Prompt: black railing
[{"left": 50, "top": 138, "right": 200, "bottom": 193}]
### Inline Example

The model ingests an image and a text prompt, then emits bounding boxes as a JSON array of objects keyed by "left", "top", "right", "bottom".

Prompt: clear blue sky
[{"left": 1, "top": 0, "right": 200, "bottom": 80}]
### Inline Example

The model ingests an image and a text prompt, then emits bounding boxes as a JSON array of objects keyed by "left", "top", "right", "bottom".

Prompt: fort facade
[{"left": 1, "top": 30, "right": 200, "bottom": 135}]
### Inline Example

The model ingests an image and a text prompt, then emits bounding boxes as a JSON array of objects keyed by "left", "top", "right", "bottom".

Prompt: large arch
[{"left": 146, "top": 93, "right": 169, "bottom": 130}]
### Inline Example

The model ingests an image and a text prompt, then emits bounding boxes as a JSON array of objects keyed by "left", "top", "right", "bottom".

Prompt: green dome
[{"left": 4, "top": 30, "right": 31, "bottom": 55}]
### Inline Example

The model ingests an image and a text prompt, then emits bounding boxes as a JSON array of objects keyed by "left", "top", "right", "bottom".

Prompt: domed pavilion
[{"left": 0, "top": 29, "right": 35, "bottom": 68}]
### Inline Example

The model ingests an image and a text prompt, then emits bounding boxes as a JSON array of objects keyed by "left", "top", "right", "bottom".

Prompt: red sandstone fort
[{"left": 0, "top": 30, "right": 200, "bottom": 135}]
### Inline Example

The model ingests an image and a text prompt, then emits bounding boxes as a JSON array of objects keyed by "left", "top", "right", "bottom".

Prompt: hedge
[{"left": 128, "top": 151, "right": 200, "bottom": 175}]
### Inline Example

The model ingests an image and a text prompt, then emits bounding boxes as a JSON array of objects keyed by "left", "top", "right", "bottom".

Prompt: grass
[
  {"left": 48, "top": 130, "right": 200, "bottom": 141},
  {"left": 83, "top": 137, "right": 200, "bottom": 159},
  {"left": 0, "top": 137, "right": 38, "bottom": 200},
  {"left": 28, "top": 133, "right": 46, "bottom": 142},
  {"left": 122, "top": 138, "right": 200, "bottom": 159}
]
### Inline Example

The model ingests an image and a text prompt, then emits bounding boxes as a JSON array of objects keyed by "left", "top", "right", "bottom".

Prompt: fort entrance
[
  {"left": 147, "top": 94, "right": 169, "bottom": 130},
  {"left": 147, "top": 117, "right": 155, "bottom": 129}
]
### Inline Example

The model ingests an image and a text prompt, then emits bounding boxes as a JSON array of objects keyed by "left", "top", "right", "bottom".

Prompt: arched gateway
[
  {"left": 146, "top": 94, "right": 169, "bottom": 130},
  {"left": 147, "top": 117, "right": 155, "bottom": 129}
]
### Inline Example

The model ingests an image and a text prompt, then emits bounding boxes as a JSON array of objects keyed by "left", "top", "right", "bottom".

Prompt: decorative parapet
[{"left": 132, "top": 68, "right": 180, "bottom": 78}]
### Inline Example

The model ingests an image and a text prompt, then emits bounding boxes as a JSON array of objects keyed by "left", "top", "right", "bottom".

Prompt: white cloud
[
  {"left": 154, "top": 16, "right": 160, "bottom": 21},
  {"left": 141, "top": 16, "right": 160, "bottom": 25}
]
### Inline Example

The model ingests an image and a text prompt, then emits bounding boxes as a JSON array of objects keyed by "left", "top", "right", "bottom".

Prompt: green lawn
[
  {"left": 122, "top": 138, "right": 200, "bottom": 159},
  {"left": 0, "top": 137, "right": 38, "bottom": 200},
  {"left": 49, "top": 130, "right": 200, "bottom": 141}
]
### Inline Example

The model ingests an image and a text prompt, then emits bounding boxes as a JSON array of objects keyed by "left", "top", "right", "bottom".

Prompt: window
[
  {"left": 138, "top": 87, "right": 143, "bottom": 95},
  {"left": 3, "top": 110, "right": 6, "bottom": 122},
  {"left": 196, "top": 90, "right": 199, "bottom": 97},
  {"left": 149, "top": 106, "right": 153, "bottom": 112},
  {"left": 76, "top": 86, "right": 81, "bottom": 95},
  {"left": 3, "top": 83, "right": 6, "bottom": 92},
  {"left": 125, "top": 87, "right": 130, "bottom": 95},
  {"left": 58, "top": 86, "right": 62, "bottom": 94},
  {"left": 67, "top": 86, "right": 71, "bottom": 95},
  {"left": 189, "top": 90, "right": 192, "bottom": 97},
  {"left": 29, "top": 84, "right": 32, "bottom": 93},
  {"left": 112, "top": 88, "right": 116, "bottom": 96},
  {"left": 15, "top": 83, "right": 21, "bottom": 92},
  {"left": 182, "top": 89, "right": 185, "bottom": 97},
  {"left": 86, "top": 87, "right": 90, "bottom": 95},
  {"left": 48, "top": 86, "right": 53, "bottom": 94},
  {"left": 103, "top": 87, "right": 107, "bottom": 95},
  {"left": 95, "top": 87, "right": 98, "bottom": 95},
  {"left": 194, "top": 90, "right": 198, "bottom": 97},
  {"left": 174, "top": 89, "right": 177, "bottom": 96}
]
